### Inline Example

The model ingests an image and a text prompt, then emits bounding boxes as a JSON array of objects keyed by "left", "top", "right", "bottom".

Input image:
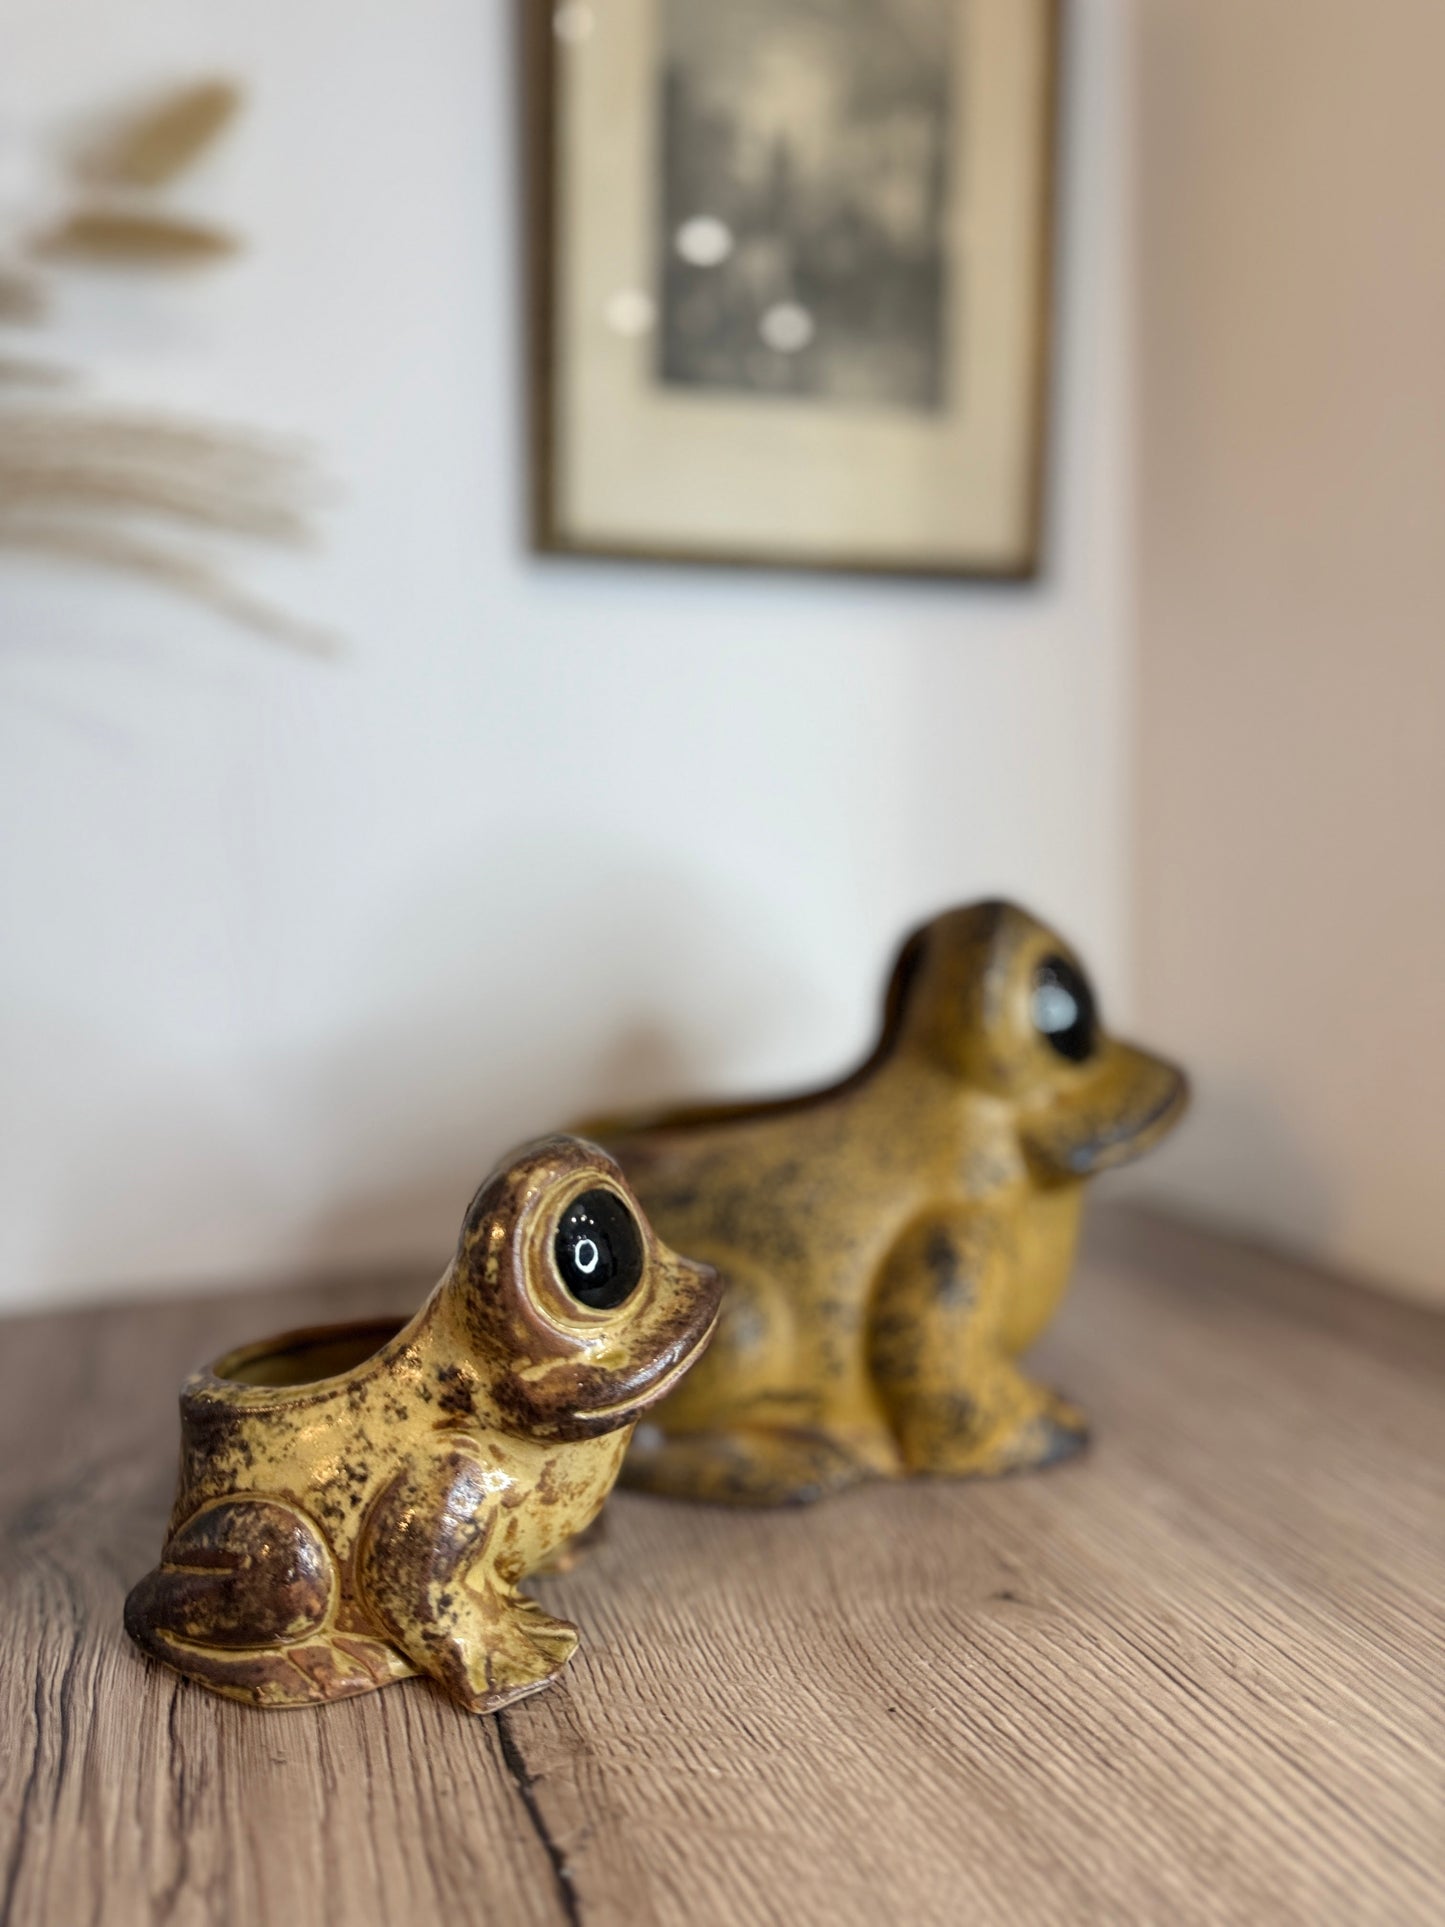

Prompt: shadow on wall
[
  {"left": 291, "top": 1016, "right": 706, "bottom": 1285},
  {"left": 288, "top": 851, "right": 830, "bottom": 1282},
  {"left": 1104, "top": 1075, "right": 1337, "bottom": 1259},
  {"left": 10, "top": 843, "right": 837, "bottom": 1303}
]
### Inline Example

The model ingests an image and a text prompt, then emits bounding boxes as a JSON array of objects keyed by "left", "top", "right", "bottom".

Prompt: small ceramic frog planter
[
  {"left": 583, "top": 902, "right": 1187, "bottom": 1506},
  {"left": 125, "top": 1136, "right": 720, "bottom": 1713}
]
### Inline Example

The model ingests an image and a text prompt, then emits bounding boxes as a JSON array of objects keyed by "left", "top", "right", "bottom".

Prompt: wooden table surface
[{"left": 1, "top": 1207, "right": 1441, "bottom": 1926}]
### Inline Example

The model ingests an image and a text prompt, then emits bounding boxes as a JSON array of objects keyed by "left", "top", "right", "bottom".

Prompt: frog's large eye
[
  {"left": 1031, "top": 955, "right": 1097, "bottom": 1063},
  {"left": 553, "top": 1189, "right": 644, "bottom": 1310}
]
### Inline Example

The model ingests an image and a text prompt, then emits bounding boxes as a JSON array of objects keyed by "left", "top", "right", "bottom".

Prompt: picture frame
[{"left": 529, "top": 0, "right": 1060, "bottom": 579}]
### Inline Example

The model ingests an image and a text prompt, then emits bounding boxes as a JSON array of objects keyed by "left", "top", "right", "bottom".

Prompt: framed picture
[{"left": 530, "top": 0, "right": 1059, "bottom": 578}]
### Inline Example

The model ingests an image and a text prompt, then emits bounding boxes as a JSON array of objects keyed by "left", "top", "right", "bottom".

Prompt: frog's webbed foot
[
  {"left": 419, "top": 1590, "right": 579, "bottom": 1715},
  {"left": 1030, "top": 1390, "right": 1091, "bottom": 1468},
  {"left": 891, "top": 1372, "right": 1090, "bottom": 1480},
  {"left": 622, "top": 1423, "right": 868, "bottom": 1507}
]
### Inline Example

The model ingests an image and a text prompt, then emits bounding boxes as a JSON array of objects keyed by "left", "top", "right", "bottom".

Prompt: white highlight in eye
[
  {"left": 573, "top": 1237, "right": 600, "bottom": 1275},
  {"left": 675, "top": 215, "right": 734, "bottom": 267},
  {"left": 1033, "top": 982, "right": 1079, "bottom": 1034},
  {"left": 759, "top": 301, "right": 815, "bottom": 353}
]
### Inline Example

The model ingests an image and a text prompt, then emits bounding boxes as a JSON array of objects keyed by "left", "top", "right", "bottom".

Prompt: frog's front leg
[
  {"left": 867, "top": 1210, "right": 1088, "bottom": 1479},
  {"left": 357, "top": 1442, "right": 578, "bottom": 1714}
]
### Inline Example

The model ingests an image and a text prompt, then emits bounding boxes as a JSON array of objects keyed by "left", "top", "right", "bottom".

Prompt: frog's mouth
[
  {"left": 572, "top": 1294, "right": 722, "bottom": 1427},
  {"left": 1021, "top": 1042, "right": 1189, "bottom": 1180}
]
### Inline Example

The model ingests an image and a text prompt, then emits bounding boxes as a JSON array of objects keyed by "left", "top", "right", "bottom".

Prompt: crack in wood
[
  {"left": 0, "top": 1661, "right": 46, "bottom": 1927},
  {"left": 496, "top": 1710, "right": 581, "bottom": 1927}
]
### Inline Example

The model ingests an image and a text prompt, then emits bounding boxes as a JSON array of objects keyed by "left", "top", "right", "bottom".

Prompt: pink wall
[{"left": 1131, "top": 0, "right": 1445, "bottom": 1302}]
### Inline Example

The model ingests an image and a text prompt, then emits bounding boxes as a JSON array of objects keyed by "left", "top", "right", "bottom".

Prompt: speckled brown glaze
[
  {"left": 582, "top": 903, "right": 1188, "bottom": 1506},
  {"left": 124, "top": 1137, "right": 720, "bottom": 1713}
]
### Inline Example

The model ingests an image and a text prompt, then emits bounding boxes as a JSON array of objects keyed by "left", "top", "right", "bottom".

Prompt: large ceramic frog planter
[
  {"left": 584, "top": 902, "right": 1187, "bottom": 1506},
  {"left": 125, "top": 1136, "right": 721, "bottom": 1712}
]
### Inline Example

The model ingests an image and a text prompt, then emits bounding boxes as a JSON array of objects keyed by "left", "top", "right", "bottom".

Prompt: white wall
[
  {"left": 1131, "top": 0, "right": 1445, "bottom": 1303},
  {"left": 0, "top": 0, "right": 1136, "bottom": 1309}
]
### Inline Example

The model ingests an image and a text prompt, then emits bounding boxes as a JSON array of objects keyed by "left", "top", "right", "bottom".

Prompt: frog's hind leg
[
  {"left": 622, "top": 1422, "right": 867, "bottom": 1506},
  {"left": 868, "top": 1212, "right": 1090, "bottom": 1479},
  {"left": 618, "top": 1248, "right": 869, "bottom": 1505},
  {"left": 124, "top": 1497, "right": 411, "bottom": 1706}
]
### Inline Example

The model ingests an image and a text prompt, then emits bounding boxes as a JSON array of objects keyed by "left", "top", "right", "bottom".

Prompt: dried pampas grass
[
  {"left": 3, "top": 514, "right": 333, "bottom": 654},
  {"left": 0, "top": 384, "right": 335, "bottom": 652},
  {"left": 78, "top": 78, "right": 241, "bottom": 191},
  {"left": 1, "top": 78, "right": 335, "bottom": 651},
  {"left": 36, "top": 209, "right": 238, "bottom": 263},
  {"left": 0, "top": 407, "right": 320, "bottom": 541}
]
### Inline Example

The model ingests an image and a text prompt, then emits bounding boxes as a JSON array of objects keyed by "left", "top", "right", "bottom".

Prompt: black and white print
[{"left": 657, "top": 0, "right": 955, "bottom": 412}]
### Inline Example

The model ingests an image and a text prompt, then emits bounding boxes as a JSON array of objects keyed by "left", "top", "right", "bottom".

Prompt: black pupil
[
  {"left": 554, "top": 1190, "right": 644, "bottom": 1310},
  {"left": 1031, "top": 955, "right": 1097, "bottom": 1063}
]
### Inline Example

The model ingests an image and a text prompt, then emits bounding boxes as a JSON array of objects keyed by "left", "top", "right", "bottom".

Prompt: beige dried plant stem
[
  {"left": 1, "top": 515, "right": 336, "bottom": 656},
  {"left": 37, "top": 211, "right": 238, "bottom": 263},
  {"left": 0, "top": 408, "right": 322, "bottom": 541},
  {"left": 0, "top": 393, "right": 337, "bottom": 651}
]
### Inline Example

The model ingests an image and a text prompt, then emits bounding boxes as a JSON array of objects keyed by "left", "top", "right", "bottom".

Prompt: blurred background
[{"left": 1, "top": 0, "right": 1440, "bottom": 1314}]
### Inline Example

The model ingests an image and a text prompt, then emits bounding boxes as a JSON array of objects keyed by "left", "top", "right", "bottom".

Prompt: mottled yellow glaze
[
  {"left": 583, "top": 903, "right": 1188, "bottom": 1505},
  {"left": 125, "top": 1137, "right": 720, "bottom": 1713}
]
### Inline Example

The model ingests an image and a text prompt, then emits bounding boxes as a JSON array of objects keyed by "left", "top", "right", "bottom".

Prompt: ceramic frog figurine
[
  {"left": 583, "top": 902, "right": 1187, "bottom": 1506},
  {"left": 125, "top": 1136, "right": 720, "bottom": 1713}
]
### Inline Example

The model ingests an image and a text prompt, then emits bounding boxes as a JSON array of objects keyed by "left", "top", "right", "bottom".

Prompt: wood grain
[{"left": 1, "top": 1208, "right": 1441, "bottom": 1925}]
